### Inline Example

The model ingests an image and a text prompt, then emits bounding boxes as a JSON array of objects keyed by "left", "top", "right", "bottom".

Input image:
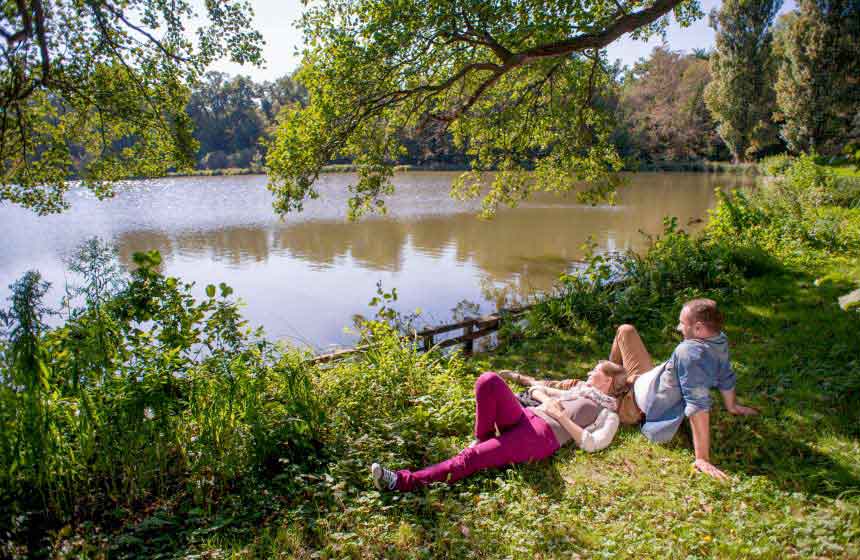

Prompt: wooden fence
[{"left": 310, "top": 304, "right": 534, "bottom": 364}]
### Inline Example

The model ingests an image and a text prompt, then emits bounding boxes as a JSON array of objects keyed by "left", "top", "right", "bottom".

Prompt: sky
[{"left": 198, "top": 0, "right": 797, "bottom": 82}]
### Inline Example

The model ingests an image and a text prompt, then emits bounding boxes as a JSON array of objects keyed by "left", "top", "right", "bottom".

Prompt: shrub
[
  {"left": 315, "top": 321, "right": 475, "bottom": 490},
  {"left": 758, "top": 153, "right": 794, "bottom": 176},
  {"left": 0, "top": 242, "right": 324, "bottom": 525},
  {"left": 707, "top": 156, "right": 860, "bottom": 273},
  {"left": 523, "top": 220, "right": 744, "bottom": 342},
  {"left": 830, "top": 176, "right": 860, "bottom": 209}
]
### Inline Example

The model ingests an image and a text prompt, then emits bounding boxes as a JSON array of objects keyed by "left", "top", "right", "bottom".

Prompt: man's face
[{"left": 676, "top": 306, "right": 696, "bottom": 339}]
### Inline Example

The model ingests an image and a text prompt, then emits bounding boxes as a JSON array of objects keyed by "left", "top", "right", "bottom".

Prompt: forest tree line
[{"left": 188, "top": 0, "right": 859, "bottom": 171}]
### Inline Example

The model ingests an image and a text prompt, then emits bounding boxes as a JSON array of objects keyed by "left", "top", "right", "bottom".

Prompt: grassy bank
[
  {"left": 627, "top": 160, "right": 759, "bottom": 175},
  {"left": 2, "top": 157, "right": 859, "bottom": 558},
  {"left": 166, "top": 167, "right": 266, "bottom": 177}
]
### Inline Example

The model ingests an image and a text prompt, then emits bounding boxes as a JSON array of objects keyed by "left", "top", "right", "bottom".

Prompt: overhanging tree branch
[
  {"left": 516, "top": 0, "right": 684, "bottom": 60},
  {"left": 372, "top": 0, "right": 685, "bottom": 126}
]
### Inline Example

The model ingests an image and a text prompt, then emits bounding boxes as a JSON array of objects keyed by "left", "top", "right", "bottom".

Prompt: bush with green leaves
[
  {"left": 709, "top": 156, "right": 860, "bottom": 267},
  {"left": 0, "top": 242, "right": 324, "bottom": 529},
  {"left": 830, "top": 176, "right": 860, "bottom": 209},
  {"left": 523, "top": 218, "right": 745, "bottom": 342},
  {"left": 757, "top": 153, "right": 794, "bottom": 176},
  {"left": 314, "top": 321, "right": 475, "bottom": 488}
]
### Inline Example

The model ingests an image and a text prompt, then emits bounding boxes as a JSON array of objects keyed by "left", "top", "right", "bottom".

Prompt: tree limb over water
[
  {"left": 0, "top": 0, "right": 263, "bottom": 214},
  {"left": 266, "top": 0, "right": 702, "bottom": 219}
]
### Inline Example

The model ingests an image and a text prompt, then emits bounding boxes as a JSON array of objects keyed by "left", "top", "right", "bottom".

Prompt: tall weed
[
  {"left": 758, "top": 153, "right": 794, "bottom": 176},
  {"left": 316, "top": 321, "right": 474, "bottom": 489}
]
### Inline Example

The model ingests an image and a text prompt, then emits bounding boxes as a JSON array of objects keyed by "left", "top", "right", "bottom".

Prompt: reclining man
[{"left": 502, "top": 298, "right": 758, "bottom": 480}]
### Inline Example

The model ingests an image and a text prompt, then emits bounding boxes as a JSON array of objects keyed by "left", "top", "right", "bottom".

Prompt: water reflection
[
  {"left": 116, "top": 177, "right": 722, "bottom": 289},
  {"left": 0, "top": 171, "right": 753, "bottom": 349}
]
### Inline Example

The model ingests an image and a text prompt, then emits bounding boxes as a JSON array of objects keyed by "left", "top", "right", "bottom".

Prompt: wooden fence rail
[{"left": 310, "top": 304, "right": 534, "bottom": 364}]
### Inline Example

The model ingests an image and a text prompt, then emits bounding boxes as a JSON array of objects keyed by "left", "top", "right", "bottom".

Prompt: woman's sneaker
[{"left": 371, "top": 462, "right": 397, "bottom": 491}]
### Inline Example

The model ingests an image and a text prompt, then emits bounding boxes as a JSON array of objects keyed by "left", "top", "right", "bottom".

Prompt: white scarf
[{"left": 560, "top": 383, "right": 618, "bottom": 412}]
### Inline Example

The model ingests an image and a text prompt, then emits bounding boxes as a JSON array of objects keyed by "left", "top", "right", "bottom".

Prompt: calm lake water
[{"left": 0, "top": 172, "right": 754, "bottom": 351}]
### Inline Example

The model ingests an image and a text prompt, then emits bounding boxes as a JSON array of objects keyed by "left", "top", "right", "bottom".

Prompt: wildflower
[{"left": 143, "top": 407, "right": 155, "bottom": 420}]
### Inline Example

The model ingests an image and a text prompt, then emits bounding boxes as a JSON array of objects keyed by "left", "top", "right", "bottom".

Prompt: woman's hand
[
  {"left": 498, "top": 370, "right": 537, "bottom": 387},
  {"left": 542, "top": 398, "right": 566, "bottom": 420},
  {"left": 529, "top": 387, "right": 551, "bottom": 404},
  {"left": 542, "top": 398, "right": 588, "bottom": 447}
]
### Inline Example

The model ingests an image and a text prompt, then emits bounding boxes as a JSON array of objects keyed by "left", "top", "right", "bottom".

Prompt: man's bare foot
[{"left": 497, "top": 370, "right": 537, "bottom": 386}]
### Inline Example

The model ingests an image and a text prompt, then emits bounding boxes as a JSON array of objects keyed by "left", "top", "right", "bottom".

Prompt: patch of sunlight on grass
[{"left": 741, "top": 303, "right": 776, "bottom": 318}]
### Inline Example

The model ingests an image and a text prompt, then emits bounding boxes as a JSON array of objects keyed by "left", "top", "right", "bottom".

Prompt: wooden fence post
[{"left": 463, "top": 323, "right": 474, "bottom": 354}]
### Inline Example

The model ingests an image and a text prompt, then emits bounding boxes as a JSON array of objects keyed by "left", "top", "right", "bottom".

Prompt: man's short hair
[{"left": 684, "top": 298, "right": 724, "bottom": 332}]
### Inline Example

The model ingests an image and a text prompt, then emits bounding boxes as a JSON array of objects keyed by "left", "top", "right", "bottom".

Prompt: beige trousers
[{"left": 609, "top": 324, "right": 654, "bottom": 425}]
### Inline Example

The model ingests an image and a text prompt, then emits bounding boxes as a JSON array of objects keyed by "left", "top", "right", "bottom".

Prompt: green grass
[
  {"left": 828, "top": 164, "right": 860, "bottom": 178},
  {"left": 476, "top": 271, "right": 859, "bottom": 558},
  {"left": 165, "top": 266, "right": 860, "bottom": 560}
]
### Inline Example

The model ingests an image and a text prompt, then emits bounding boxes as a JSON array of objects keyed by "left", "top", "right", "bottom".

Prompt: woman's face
[{"left": 588, "top": 367, "right": 614, "bottom": 395}]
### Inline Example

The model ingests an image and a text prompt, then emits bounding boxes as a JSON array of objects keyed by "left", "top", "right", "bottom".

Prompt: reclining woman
[{"left": 370, "top": 363, "right": 626, "bottom": 492}]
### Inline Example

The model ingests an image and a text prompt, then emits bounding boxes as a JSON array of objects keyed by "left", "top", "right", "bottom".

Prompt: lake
[{"left": 0, "top": 172, "right": 755, "bottom": 352}]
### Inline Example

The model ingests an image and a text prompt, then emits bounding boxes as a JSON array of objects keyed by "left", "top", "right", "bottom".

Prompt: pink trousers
[{"left": 395, "top": 372, "right": 560, "bottom": 492}]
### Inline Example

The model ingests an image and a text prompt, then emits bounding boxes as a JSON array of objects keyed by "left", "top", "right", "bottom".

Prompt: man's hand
[
  {"left": 721, "top": 389, "right": 758, "bottom": 416},
  {"left": 728, "top": 403, "right": 758, "bottom": 416},
  {"left": 694, "top": 458, "right": 729, "bottom": 481}
]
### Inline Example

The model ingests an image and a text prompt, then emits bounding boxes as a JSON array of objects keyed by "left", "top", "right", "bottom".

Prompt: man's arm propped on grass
[
  {"left": 689, "top": 410, "right": 729, "bottom": 481},
  {"left": 689, "top": 391, "right": 758, "bottom": 482}
]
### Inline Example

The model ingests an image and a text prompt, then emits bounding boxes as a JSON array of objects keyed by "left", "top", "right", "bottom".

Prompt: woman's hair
[
  {"left": 609, "top": 372, "right": 629, "bottom": 397},
  {"left": 592, "top": 361, "right": 630, "bottom": 397},
  {"left": 683, "top": 298, "right": 724, "bottom": 332}
]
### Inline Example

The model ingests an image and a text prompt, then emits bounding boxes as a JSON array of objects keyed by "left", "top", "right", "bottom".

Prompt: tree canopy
[
  {"left": 704, "top": 0, "right": 782, "bottom": 163},
  {"left": 187, "top": 71, "right": 307, "bottom": 170},
  {"left": 266, "top": 0, "right": 703, "bottom": 219},
  {"left": 773, "top": 0, "right": 860, "bottom": 155},
  {"left": 618, "top": 46, "right": 725, "bottom": 162},
  {"left": 0, "top": 0, "right": 263, "bottom": 214}
]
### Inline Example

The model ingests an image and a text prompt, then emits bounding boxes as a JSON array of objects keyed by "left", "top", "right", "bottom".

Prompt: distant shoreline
[{"left": 165, "top": 161, "right": 759, "bottom": 178}]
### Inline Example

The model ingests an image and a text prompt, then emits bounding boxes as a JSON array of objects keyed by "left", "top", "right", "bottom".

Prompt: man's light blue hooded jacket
[{"left": 639, "top": 333, "right": 736, "bottom": 443}]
